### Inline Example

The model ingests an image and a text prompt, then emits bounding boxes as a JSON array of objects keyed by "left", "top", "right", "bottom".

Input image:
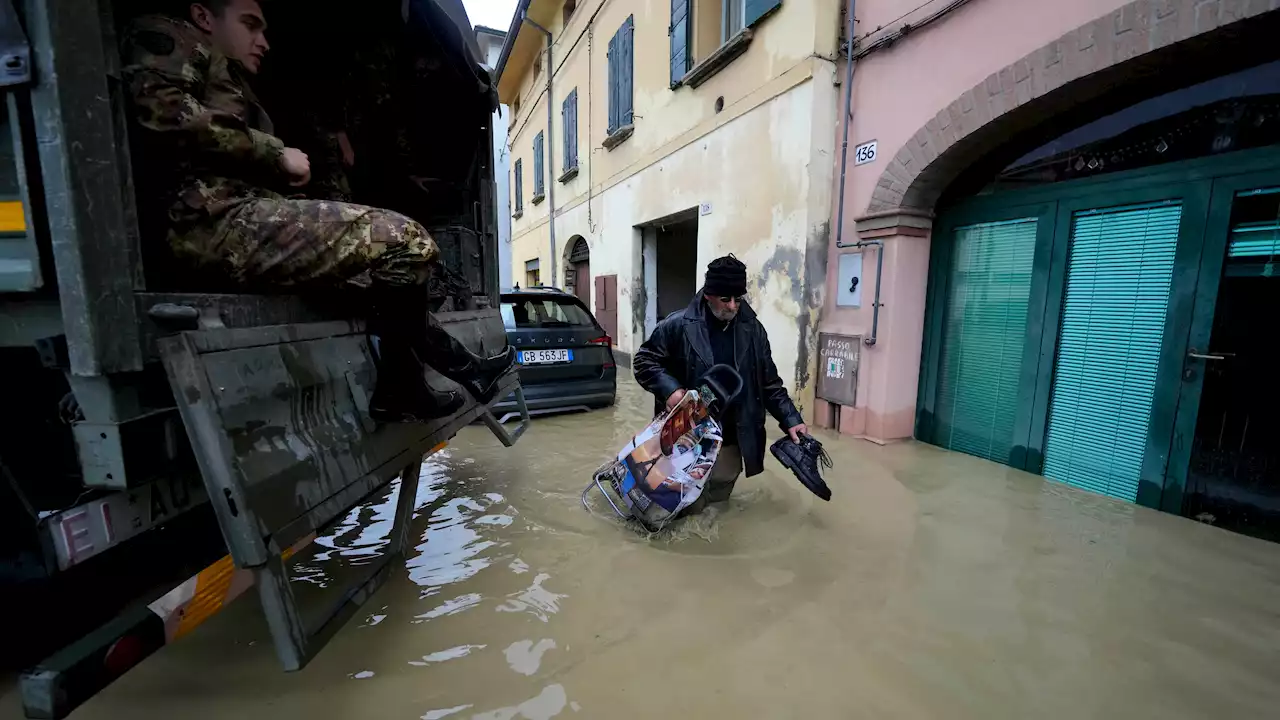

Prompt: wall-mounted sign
[
  {"left": 854, "top": 140, "right": 878, "bottom": 166},
  {"left": 836, "top": 253, "right": 862, "bottom": 307},
  {"left": 700, "top": 202, "right": 713, "bottom": 216},
  {"left": 816, "top": 333, "right": 860, "bottom": 407}
]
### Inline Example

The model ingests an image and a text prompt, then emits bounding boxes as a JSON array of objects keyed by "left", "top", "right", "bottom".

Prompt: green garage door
[
  {"left": 934, "top": 218, "right": 1038, "bottom": 463},
  {"left": 1042, "top": 201, "right": 1182, "bottom": 502}
]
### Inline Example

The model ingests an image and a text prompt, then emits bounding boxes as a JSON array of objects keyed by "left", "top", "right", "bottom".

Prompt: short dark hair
[{"left": 193, "top": 0, "right": 234, "bottom": 14}]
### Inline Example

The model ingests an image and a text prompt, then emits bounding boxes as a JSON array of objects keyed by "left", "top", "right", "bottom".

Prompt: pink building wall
[{"left": 818, "top": 0, "right": 1156, "bottom": 442}]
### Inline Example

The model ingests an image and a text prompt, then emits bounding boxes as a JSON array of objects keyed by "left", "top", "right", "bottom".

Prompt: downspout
[
  {"left": 522, "top": 13, "right": 557, "bottom": 287},
  {"left": 832, "top": 0, "right": 882, "bottom": 347}
]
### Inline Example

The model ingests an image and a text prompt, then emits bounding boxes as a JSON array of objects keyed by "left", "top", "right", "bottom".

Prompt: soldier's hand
[{"left": 281, "top": 147, "right": 311, "bottom": 186}]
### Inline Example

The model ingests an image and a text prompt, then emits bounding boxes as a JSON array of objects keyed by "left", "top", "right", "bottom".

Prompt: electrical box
[
  {"left": 816, "top": 333, "right": 860, "bottom": 407},
  {"left": 836, "top": 253, "right": 863, "bottom": 308}
]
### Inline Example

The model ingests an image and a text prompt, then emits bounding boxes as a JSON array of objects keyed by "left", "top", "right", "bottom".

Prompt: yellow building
[{"left": 495, "top": 0, "right": 843, "bottom": 411}]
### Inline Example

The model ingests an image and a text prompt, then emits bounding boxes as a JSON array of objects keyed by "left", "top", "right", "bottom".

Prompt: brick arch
[{"left": 867, "top": 0, "right": 1280, "bottom": 215}]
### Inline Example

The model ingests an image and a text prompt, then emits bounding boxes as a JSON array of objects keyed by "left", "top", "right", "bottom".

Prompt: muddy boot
[
  {"left": 419, "top": 310, "right": 517, "bottom": 404},
  {"left": 368, "top": 338, "right": 466, "bottom": 423}
]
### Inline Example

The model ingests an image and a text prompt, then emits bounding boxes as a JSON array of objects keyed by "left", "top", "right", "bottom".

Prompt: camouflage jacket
[{"left": 121, "top": 15, "right": 289, "bottom": 236}]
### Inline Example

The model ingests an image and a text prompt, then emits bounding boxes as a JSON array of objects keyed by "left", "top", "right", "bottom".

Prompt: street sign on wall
[{"left": 816, "top": 333, "right": 860, "bottom": 407}]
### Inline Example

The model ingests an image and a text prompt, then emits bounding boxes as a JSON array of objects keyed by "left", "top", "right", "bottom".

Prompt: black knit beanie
[{"left": 704, "top": 254, "right": 747, "bottom": 297}]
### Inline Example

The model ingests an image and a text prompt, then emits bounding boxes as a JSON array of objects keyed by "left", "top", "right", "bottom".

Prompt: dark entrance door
[
  {"left": 574, "top": 261, "right": 590, "bottom": 305},
  {"left": 1167, "top": 173, "right": 1280, "bottom": 542}
]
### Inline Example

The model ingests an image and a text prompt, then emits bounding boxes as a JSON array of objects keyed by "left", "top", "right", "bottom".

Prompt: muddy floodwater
[{"left": 9, "top": 377, "right": 1280, "bottom": 719}]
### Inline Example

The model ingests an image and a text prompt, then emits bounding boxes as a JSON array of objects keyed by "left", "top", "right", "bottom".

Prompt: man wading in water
[{"left": 633, "top": 255, "right": 808, "bottom": 516}]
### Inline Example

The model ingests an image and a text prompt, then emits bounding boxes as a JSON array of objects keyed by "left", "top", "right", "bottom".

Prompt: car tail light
[{"left": 591, "top": 335, "right": 616, "bottom": 369}]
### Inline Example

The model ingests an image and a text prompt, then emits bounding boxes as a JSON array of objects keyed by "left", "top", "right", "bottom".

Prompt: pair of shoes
[{"left": 770, "top": 433, "right": 833, "bottom": 501}]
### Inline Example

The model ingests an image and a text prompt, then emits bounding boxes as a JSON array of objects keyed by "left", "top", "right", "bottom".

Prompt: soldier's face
[{"left": 191, "top": 0, "right": 270, "bottom": 74}]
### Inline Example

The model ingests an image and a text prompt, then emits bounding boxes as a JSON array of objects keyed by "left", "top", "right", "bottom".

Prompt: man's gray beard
[{"left": 709, "top": 305, "right": 738, "bottom": 322}]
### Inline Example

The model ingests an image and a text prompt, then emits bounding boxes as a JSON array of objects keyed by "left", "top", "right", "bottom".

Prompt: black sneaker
[{"left": 770, "top": 433, "right": 833, "bottom": 501}]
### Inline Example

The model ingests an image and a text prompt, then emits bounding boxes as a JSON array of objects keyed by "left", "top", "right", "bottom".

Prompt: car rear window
[{"left": 501, "top": 296, "right": 596, "bottom": 329}]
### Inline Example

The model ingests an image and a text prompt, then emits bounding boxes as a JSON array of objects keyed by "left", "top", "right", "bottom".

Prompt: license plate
[{"left": 519, "top": 349, "right": 573, "bottom": 364}]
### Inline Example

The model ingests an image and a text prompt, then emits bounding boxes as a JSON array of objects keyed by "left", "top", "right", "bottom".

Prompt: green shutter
[
  {"left": 620, "top": 16, "right": 635, "bottom": 126},
  {"left": 607, "top": 27, "right": 621, "bottom": 133},
  {"left": 670, "top": 0, "right": 692, "bottom": 87},
  {"left": 1042, "top": 201, "right": 1182, "bottom": 503},
  {"left": 933, "top": 218, "right": 1038, "bottom": 463},
  {"left": 514, "top": 159, "right": 522, "bottom": 211},
  {"left": 533, "top": 132, "right": 544, "bottom": 195},
  {"left": 745, "top": 0, "right": 782, "bottom": 28}
]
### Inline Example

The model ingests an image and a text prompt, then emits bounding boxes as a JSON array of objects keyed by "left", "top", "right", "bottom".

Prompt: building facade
[
  {"left": 476, "top": 25, "right": 514, "bottom": 290},
  {"left": 817, "top": 0, "right": 1280, "bottom": 541},
  {"left": 495, "top": 0, "right": 843, "bottom": 415}
]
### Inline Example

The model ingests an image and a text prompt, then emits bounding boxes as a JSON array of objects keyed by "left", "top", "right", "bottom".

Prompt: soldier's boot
[
  {"left": 368, "top": 336, "right": 466, "bottom": 423},
  {"left": 419, "top": 311, "right": 517, "bottom": 404}
]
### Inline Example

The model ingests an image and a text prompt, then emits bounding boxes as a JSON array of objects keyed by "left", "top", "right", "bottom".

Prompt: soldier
[{"left": 121, "top": 0, "right": 514, "bottom": 422}]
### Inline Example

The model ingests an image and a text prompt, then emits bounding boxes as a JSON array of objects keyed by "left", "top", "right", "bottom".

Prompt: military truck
[{"left": 0, "top": 0, "right": 526, "bottom": 716}]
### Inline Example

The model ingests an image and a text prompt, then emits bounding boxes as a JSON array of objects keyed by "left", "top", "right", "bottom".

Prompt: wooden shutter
[
  {"left": 669, "top": 0, "right": 692, "bottom": 87},
  {"left": 620, "top": 16, "right": 635, "bottom": 126},
  {"left": 514, "top": 159, "right": 522, "bottom": 211},
  {"left": 933, "top": 218, "right": 1038, "bottom": 464},
  {"left": 607, "top": 32, "right": 620, "bottom": 134},
  {"left": 1042, "top": 201, "right": 1182, "bottom": 503},
  {"left": 745, "top": 0, "right": 782, "bottom": 27},
  {"left": 562, "top": 89, "right": 578, "bottom": 171},
  {"left": 533, "top": 132, "right": 544, "bottom": 195}
]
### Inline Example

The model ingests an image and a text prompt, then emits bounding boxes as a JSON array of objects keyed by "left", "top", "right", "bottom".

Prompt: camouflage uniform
[{"left": 120, "top": 15, "right": 436, "bottom": 290}]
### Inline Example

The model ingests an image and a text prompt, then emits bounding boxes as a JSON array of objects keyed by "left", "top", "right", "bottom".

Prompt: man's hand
[
  {"left": 787, "top": 424, "right": 809, "bottom": 443},
  {"left": 665, "top": 389, "right": 686, "bottom": 410},
  {"left": 281, "top": 147, "right": 311, "bottom": 186}
]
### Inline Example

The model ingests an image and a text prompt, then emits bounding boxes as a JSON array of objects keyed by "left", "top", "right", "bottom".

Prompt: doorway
[
  {"left": 1178, "top": 184, "right": 1280, "bottom": 542},
  {"left": 656, "top": 218, "right": 698, "bottom": 318},
  {"left": 565, "top": 236, "right": 590, "bottom": 305}
]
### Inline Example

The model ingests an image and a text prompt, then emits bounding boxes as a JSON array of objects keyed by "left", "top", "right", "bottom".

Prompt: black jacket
[{"left": 633, "top": 291, "right": 804, "bottom": 477}]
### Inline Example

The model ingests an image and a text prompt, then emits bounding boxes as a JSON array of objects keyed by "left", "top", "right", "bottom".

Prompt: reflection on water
[{"left": 36, "top": 378, "right": 1280, "bottom": 720}]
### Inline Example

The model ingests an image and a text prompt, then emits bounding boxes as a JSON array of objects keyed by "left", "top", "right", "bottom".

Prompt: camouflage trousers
[{"left": 177, "top": 198, "right": 438, "bottom": 289}]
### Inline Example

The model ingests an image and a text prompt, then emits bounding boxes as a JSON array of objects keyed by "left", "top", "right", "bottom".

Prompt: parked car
[{"left": 492, "top": 287, "right": 617, "bottom": 421}]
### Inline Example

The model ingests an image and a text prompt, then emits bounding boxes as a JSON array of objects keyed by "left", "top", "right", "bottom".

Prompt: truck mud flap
[{"left": 152, "top": 311, "right": 525, "bottom": 672}]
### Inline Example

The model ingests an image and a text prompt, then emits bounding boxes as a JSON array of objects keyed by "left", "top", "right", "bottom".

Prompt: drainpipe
[
  {"left": 831, "top": 0, "right": 882, "bottom": 347},
  {"left": 522, "top": 13, "right": 557, "bottom": 287},
  {"left": 833, "top": 0, "right": 858, "bottom": 253}
]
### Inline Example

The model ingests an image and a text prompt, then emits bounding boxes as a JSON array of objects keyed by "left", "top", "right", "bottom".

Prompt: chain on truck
[{"left": 0, "top": 0, "right": 529, "bottom": 716}]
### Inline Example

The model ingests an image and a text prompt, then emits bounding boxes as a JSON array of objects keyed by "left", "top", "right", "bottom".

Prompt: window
[
  {"left": 561, "top": 89, "right": 579, "bottom": 179},
  {"left": 525, "top": 259, "right": 541, "bottom": 287},
  {"left": 722, "top": 0, "right": 745, "bottom": 41},
  {"left": 533, "top": 53, "right": 542, "bottom": 83},
  {"left": 606, "top": 16, "right": 635, "bottom": 139},
  {"left": 563, "top": 0, "right": 577, "bottom": 24},
  {"left": 673, "top": 0, "right": 780, "bottom": 88},
  {"left": 512, "top": 96, "right": 520, "bottom": 119},
  {"left": 532, "top": 131, "right": 546, "bottom": 201},
  {"left": 513, "top": 158, "right": 523, "bottom": 216},
  {"left": 501, "top": 295, "right": 596, "bottom": 329}
]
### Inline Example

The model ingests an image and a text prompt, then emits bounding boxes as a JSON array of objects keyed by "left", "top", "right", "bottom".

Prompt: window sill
[
  {"left": 558, "top": 166, "right": 579, "bottom": 183},
  {"left": 603, "top": 124, "right": 634, "bottom": 151},
  {"left": 678, "top": 29, "right": 754, "bottom": 89},
  {"left": 531, "top": 193, "right": 545, "bottom": 206},
  {"left": 512, "top": 210, "right": 524, "bottom": 220}
]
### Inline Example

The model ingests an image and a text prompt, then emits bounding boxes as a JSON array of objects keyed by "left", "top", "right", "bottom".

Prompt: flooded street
[{"left": 11, "top": 377, "right": 1280, "bottom": 719}]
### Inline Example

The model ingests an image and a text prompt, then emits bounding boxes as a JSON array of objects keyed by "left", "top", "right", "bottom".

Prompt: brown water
[{"left": 10, "top": 378, "right": 1280, "bottom": 719}]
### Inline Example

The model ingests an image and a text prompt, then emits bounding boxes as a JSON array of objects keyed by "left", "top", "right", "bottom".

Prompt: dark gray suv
[{"left": 491, "top": 287, "right": 617, "bottom": 421}]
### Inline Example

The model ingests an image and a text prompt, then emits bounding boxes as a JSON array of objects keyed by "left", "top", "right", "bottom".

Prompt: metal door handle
[{"left": 1188, "top": 351, "right": 1229, "bottom": 361}]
